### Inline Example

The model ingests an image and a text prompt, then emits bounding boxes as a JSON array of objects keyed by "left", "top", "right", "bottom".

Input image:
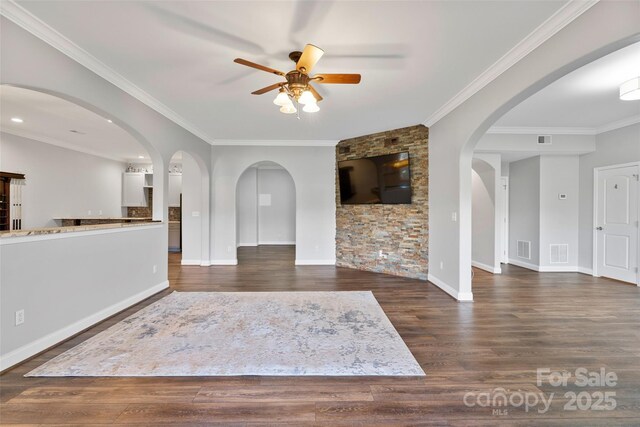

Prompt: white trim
[
  {"left": 237, "top": 243, "right": 258, "bottom": 247},
  {"left": 180, "top": 259, "right": 202, "bottom": 266},
  {"left": 258, "top": 241, "right": 296, "bottom": 245},
  {"left": 0, "top": 0, "right": 215, "bottom": 146},
  {"left": 577, "top": 266, "right": 594, "bottom": 276},
  {"left": 1, "top": 130, "right": 128, "bottom": 162},
  {"left": 508, "top": 258, "right": 541, "bottom": 271},
  {"left": 539, "top": 265, "right": 580, "bottom": 272},
  {"left": 0, "top": 223, "right": 162, "bottom": 245},
  {"left": 295, "top": 259, "right": 336, "bottom": 266},
  {"left": 427, "top": 273, "right": 474, "bottom": 302},
  {"left": 487, "top": 126, "right": 596, "bottom": 135},
  {"left": 210, "top": 259, "right": 238, "bottom": 265},
  {"left": 0, "top": 280, "right": 169, "bottom": 371},
  {"left": 595, "top": 114, "right": 640, "bottom": 135},
  {"left": 423, "top": 0, "right": 598, "bottom": 127},
  {"left": 212, "top": 140, "right": 338, "bottom": 147},
  {"left": 472, "top": 260, "right": 502, "bottom": 274},
  {"left": 486, "top": 114, "right": 640, "bottom": 136}
]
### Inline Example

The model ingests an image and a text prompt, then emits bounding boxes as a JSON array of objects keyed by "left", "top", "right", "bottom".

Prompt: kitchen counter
[
  {"left": 1, "top": 221, "right": 161, "bottom": 238},
  {"left": 54, "top": 217, "right": 153, "bottom": 226}
]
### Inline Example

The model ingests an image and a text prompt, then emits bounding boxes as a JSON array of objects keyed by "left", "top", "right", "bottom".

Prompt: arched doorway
[
  {"left": 167, "top": 150, "right": 210, "bottom": 266},
  {"left": 236, "top": 161, "right": 296, "bottom": 263},
  {"left": 471, "top": 156, "right": 502, "bottom": 275}
]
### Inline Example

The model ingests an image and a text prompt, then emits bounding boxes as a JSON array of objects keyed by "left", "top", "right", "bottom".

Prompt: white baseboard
[
  {"left": 577, "top": 266, "right": 594, "bottom": 275},
  {"left": 258, "top": 241, "right": 296, "bottom": 245},
  {"left": 210, "top": 259, "right": 238, "bottom": 265},
  {"left": 427, "top": 273, "right": 473, "bottom": 302},
  {"left": 508, "top": 258, "right": 541, "bottom": 271},
  {"left": 0, "top": 280, "right": 169, "bottom": 372},
  {"left": 180, "top": 259, "right": 201, "bottom": 266},
  {"left": 200, "top": 261, "right": 211, "bottom": 267},
  {"left": 509, "top": 259, "right": 581, "bottom": 273},
  {"left": 237, "top": 243, "right": 258, "bottom": 247},
  {"left": 295, "top": 259, "right": 336, "bottom": 265},
  {"left": 472, "top": 260, "right": 502, "bottom": 274}
]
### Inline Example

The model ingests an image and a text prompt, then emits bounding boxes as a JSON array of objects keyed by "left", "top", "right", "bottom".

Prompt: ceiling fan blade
[
  {"left": 234, "top": 58, "right": 285, "bottom": 76},
  {"left": 313, "top": 73, "right": 361, "bottom": 84},
  {"left": 308, "top": 84, "right": 323, "bottom": 102},
  {"left": 297, "top": 44, "right": 324, "bottom": 74},
  {"left": 251, "top": 82, "right": 285, "bottom": 95}
]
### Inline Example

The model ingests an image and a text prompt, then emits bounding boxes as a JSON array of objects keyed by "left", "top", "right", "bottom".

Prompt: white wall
[
  {"left": 428, "top": 1, "right": 639, "bottom": 300},
  {"left": 236, "top": 167, "right": 258, "bottom": 246},
  {"left": 212, "top": 145, "right": 335, "bottom": 265},
  {"left": 0, "top": 132, "right": 125, "bottom": 228},
  {"left": 258, "top": 168, "right": 296, "bottom": 245},
  {"left": 539, "top": 155, "right": 580, "bottom": 269},
  {"left": 0, "top": 225, "right": 168, "bottom": 370},
  {"left": 578, "top": 123, "right": 640, "bottom": 271},
  {"left": 181, "top": 153, "right": 203, "bottom": 264},
  {"left": 509, "top": 156, "right": 541, "bottom": 266},
  {"left": 477, "top": 133, "right": 596, "bottom": 155}
]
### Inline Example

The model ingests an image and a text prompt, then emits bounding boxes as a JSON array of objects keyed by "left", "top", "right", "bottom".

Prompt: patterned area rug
[{"left": 26, "top": 291, "right": 425, "bottom": 377}]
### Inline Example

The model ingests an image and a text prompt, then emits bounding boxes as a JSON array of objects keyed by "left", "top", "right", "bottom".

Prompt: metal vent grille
[
  {"left": 550, "top": 244, "right": 569, "bottom": 264},
  {"left": 517, "top": 240, "right": 531, "bottom": 260}
]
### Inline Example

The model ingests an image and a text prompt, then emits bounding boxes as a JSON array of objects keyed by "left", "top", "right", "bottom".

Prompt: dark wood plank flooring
[{"left": 1, "top": 246, "right": 639, "bottom": 425}]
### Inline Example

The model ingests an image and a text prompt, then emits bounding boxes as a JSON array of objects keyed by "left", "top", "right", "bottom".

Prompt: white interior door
[{"left": 595, "top": 164, "right": 639, "bottom": 284}]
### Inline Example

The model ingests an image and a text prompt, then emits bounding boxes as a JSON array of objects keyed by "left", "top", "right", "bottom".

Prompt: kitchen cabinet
[
  {"left": 122, "top": 172, "right": 147, "bottom": 207},
  {"left": 168, "top": 173, "right": 182, "bottom": 207}
]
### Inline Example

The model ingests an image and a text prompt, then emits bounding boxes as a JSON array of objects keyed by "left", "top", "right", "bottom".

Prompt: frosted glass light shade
[
  {"left": 303, "top": 101, "right": 320, "bottom": 113},
  {"left": 280, "top": 104, "right": 297, "bottom": 114},
  {"left": 298, "top": 90, "right": 316, "bottom": 105},
  {"left": 620, "top": 77, "right": 640, "bottom": 101},
  {"left": 273, "top": 91, "right": 291, "bottom": 106}
]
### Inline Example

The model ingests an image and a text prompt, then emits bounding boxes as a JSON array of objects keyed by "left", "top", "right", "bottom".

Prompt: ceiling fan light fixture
[
  {"left": 620, "top": 77, "right": 640, "bottom": 100},
  {"left": 280, "top": 103, "right": 297, "bottom": 114},
  {"left": 298, "top": 90, "right": 316, "bottom": 105},
  {"left": 303, "top": 101, "right": 320, "bottom": 113},
  {"left": 273, "top": 90, "right": 291, "bottom": 106}
]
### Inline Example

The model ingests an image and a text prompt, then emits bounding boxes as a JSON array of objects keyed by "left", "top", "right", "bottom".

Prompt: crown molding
[
  {"left": 595, "top": 114, "right": 640, "bottom": 134},
  {"left": 487, "top": 114, "right": 640, "bottom": 136},
  {"left": 1, "top": 130, "right": 129, "bottom": 162},
  {"left": 0, "top": 1, "right": 216, "bottom": 146},
  {"left": 212, "top": 140, "right": 339, "bottom": 147},
  {"left": 423, "top": 0, "right": 599, "bottom": 127},
  {"left": 486, "top": 126, "right": 596, "bottom": 135}
]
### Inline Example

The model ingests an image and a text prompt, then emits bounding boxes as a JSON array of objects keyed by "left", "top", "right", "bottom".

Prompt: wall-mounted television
[{"left": 338, "top": 152, "right": 412, "bottom": 204}]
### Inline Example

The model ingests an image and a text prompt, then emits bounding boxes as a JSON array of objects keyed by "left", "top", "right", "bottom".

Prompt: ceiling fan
[{"left": 234, "top": 44, "right": 361, "bottom": 114}]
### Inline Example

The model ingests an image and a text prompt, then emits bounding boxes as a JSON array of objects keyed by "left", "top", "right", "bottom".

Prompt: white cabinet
[
  {"left": 122, "top": 173, "right": 147, "bottom": 207},
  {"left": 168, "top": 173, "right": 182, "bottom": 207}
]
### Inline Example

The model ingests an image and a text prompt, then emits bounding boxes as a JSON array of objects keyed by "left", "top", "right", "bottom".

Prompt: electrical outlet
[
  {"left": 440, "top": 261, "right": 444, "bottom": 270},
  {"left": 153, "top": 265, "right": 157, "bottom": 274},
  {"left": 192, "top": 211, "right": 200, "bottom": 217},
  {"left": 98, "top": 210, "right": 103, "bottom": 215},
  {"left": 451, "top": 212, "right": 457, "bottom": 222},
  {"left": 15, "top": 309, "right": 24, "bottom": 326},
  {"left": 88, "top": 210, "right": 92, "bottom": 215},
  {"left": 227, "top": 246, "right": 233, "bottom": 253}
]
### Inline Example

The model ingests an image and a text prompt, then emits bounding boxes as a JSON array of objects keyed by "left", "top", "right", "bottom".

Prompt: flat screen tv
[{"left": 338, "top": 152, "right": 412, "bottom": 204}]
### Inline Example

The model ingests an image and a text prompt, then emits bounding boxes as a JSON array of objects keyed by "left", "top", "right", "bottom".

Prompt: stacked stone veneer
[{"left": 336, "top": 124, "right": 428, "bottom": 280}]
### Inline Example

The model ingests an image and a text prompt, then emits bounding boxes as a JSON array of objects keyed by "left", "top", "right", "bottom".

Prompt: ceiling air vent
[{"left": 537, "top": 135, "right": 552, "bottom": 145}]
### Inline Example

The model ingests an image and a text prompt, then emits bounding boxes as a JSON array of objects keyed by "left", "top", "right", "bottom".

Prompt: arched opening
[
  {"left": 0, "top": 85, "right": 158, "bottom": 229},
  {"left": 459, "top": 39, "right": 640, "bottom": 295},
  {"left": 235, "top": 161, "right": 296, "bottom": 264},
  {"left": 166, "top": 150, "right": 210, "bottom": 266},
  {"left": 471, "top": 156, "right": 502, "bottom": 275}
]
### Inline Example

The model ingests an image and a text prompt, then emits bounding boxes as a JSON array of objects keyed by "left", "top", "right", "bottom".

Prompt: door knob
[{"left": 596, "top": 226, "right": 603, "bottom": 231}]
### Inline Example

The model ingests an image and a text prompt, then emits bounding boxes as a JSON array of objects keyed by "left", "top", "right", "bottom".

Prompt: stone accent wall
[{"left": 336, "top": 124, "right": 428, "bottom": 280}]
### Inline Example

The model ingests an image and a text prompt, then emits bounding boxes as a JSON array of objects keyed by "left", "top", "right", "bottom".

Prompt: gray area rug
[{"left": 26, "top": 291, "right": 425, "bottom": 377}]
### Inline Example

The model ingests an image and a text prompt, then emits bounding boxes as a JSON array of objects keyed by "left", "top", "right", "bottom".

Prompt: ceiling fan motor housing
[{"left": 285, "top": 70, "right": 310, "bottom": 99}]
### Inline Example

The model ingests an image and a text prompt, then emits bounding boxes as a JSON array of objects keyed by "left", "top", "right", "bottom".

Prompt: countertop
[
  {"left": 54, "top": 217, "right": 153, "bottom": 221},
  {"left": 1, "top": 221, "right": 161, "bottom": 238}
]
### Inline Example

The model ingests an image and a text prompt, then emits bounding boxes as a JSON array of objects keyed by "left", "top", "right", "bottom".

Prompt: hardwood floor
[{"left": 2, "top": 246, "right": 639, "bottom": 425}]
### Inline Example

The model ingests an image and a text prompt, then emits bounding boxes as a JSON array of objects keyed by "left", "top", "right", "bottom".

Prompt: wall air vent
[
  {"left": 517, "top": 240, "right": 531, "bottom": 260},
  {"left": 550, "top": 244, "right": 569, "bottom": 264},
  {"left": 537, "top": 135, "right": 552, "bottom": 145}
]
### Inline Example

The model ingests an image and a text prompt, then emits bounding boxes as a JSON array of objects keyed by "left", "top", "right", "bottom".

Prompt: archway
[
  {"left": 235, "top": 161, "right": 296, "bottom": 263},
  {"left": 471, "top": 156, "right": 502, "bottom": 275},
  {"left": 166, "top": 150, "right": 210, "bottom": 266},
  {"left": 429, "top": 1, "right": 640, "bottom": 301}
]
